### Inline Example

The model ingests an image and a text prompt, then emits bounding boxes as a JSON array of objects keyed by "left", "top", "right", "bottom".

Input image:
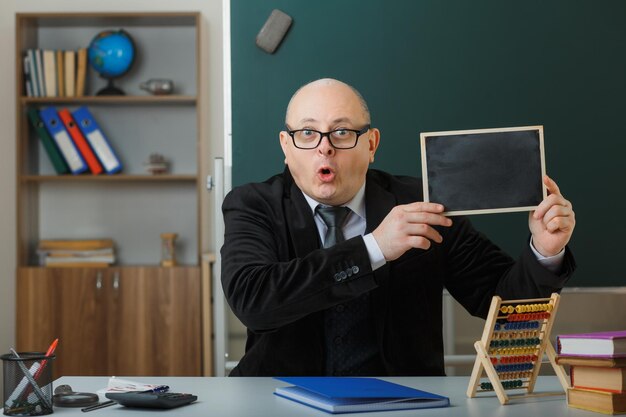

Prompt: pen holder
[{"left": 1, "top": 352, "right": 55, "bottom": 416}]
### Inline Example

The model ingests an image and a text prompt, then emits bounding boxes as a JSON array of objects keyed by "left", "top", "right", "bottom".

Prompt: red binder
[{"left": 58, "top": 108, "right": 103, "bottom": 175}]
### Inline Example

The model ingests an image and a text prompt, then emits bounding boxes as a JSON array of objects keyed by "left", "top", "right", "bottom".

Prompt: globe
[{"left": 88, "top": 29, "right": 136, "bottom": 95}]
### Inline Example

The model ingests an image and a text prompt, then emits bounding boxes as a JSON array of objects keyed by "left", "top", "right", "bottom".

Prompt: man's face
[{"left": 280, "top": 81, "right": 380, "bottom": 206}]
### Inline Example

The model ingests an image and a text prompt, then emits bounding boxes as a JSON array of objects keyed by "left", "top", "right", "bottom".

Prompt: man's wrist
[{"left": 363, "top": 233, "right": 386, "bottom": 271}]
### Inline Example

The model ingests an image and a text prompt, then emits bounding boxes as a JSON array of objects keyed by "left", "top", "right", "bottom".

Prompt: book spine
[
  {"left": 75, "top": 48, "right": 87, "bottom": 97},
  {"left": 26, "top": 50, "right": 40, "bottom": 97},
  {"left": 26, "top": 108, "right": 69, "bottom": 174},
  {"left": 72, "top": 106, "right": 122, "bottom": 174},
  {"left": 58, "top": 109, "right": 103, "bottom": 175},
  {"left": 39, "top": 107, "right": 87, "bottom": 174},
  {"left": 34, "top": 49, "right": 46, "bottom": 97},
  {"left": 64, "top": 50, "right": 75, "bottom": 97},
  {"left": 56, "top": 50, "right": 65, "bottom": 98},
  {"left": 38, "top": 239, "right": 114, "bottom": 250},
  {"left": 42, "top": 50, "right": 57, "bottom": 97}
]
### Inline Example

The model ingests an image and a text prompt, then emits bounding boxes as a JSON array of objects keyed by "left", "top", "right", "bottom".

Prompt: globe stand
[{"left": 96, "top": 78, "right": 125, "bottom": 96}]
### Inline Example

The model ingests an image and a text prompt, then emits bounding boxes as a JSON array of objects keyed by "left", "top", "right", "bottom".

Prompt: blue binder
[
  {"left": 72, "top": 106, "right": 122, "bottom": 174},
  {"left": 39, "top": 107, "right": 87, "bottom": 174},
  {"left": 274, "top": 377, "right": 450, "bottom": 414}
]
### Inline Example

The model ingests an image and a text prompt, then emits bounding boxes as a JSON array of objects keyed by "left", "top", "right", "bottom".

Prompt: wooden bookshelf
[{"left": 15, "top": 12, "right": 208, "bottom": 377}]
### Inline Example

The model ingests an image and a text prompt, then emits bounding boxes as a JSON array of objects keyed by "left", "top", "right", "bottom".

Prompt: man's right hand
[{"left": 372, "top": 202, "right": 453, "bottom": 261}]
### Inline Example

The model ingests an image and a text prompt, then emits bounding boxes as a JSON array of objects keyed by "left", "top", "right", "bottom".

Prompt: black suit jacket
[{"left": 221, "top": 168, "right": 575, "bottom": 376}]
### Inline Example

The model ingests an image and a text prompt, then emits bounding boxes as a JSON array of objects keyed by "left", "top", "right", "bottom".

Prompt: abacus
[{"left": 466, "top": 292, "right": 570, "bottom": 404}]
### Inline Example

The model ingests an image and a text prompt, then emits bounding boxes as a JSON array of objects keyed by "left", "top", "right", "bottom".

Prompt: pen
[
  {"left": 20, "top": 338, "right": 58, "bottom": 401},
  {"left": 81, "top": 400, "right": 117, "bottom": 412}
]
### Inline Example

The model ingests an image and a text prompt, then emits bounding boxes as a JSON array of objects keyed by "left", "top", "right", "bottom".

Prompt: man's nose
[{"left": 317, "top": 134, "right": 335, "bottom": 156}]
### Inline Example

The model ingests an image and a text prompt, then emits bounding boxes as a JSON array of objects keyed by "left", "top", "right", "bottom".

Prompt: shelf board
[
  {"left": 20, "top": 95, "right": 197, "bottom": 105},
  {"left": 21, "top": 174, "right": 197, "bottom": 182}
]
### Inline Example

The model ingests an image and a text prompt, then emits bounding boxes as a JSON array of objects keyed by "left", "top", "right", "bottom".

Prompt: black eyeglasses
[{"left": 285, "top": 125, "right": 370, "bottom": 149}]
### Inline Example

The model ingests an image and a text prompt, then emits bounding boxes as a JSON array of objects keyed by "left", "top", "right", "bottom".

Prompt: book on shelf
[
  {"left": 38, "top": 239, "right": 114, "bottom": 251},
  {"left": 274, "top": 377, "right": 450, "bottom": 414},
  {"left": 23, "top": 54, "right": 33, "bottom": 97},
  {"left": 44, "top": 255, "right": 115, "bottom": 266},
  {"left": 75, "top": 48, "right": 87, "bottom": 97},
  {"left": 56, "top": 50, "right": 65, "bottom": 98},
  {"left": 39, "top": 247, "right": 114, "bottom": 257},
  {"left": 42, "top": 50, "right": 57, "bottom": 97},
  {"left": 34, "top": 49, "right": 46, "bottom": 97},
  {"left": 567, "top": 387, "right": 626, "bottom": 415},
  {"left": 58, "top": 108, "right": 103, "bottom": 175},
  {"left": 26, "top": 107, "right": 69, "bottom": 174},
  {"left": 64, "top": 50, "right": 75, "bottom": 97},
  {"left": 25, "top": 50, "right": 39, "bottom": 97},
  {"left": 558, "top": 330, "right": 626, "bottom": 358}
]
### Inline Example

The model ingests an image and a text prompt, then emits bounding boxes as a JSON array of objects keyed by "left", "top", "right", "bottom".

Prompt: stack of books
[
  {"left": 557, "top": 330, "right": 626, "bottom": 415},
  {"left": 38, "top": 239, "right": 116, "bottom": 267}
]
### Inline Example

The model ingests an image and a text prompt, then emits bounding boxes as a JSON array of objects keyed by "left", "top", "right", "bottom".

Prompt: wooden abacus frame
[{"left": 466, "top": 293, "right": 570, "bottom": 405}]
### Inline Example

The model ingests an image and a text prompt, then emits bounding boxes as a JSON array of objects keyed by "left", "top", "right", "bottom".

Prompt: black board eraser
[{"left": 256, "top": 9, "right": 293, "bottom": 54}]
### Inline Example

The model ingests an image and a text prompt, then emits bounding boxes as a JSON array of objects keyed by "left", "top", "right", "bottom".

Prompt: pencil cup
[{"left": 1, "top": 352, "right": 55, "bottom": 416}]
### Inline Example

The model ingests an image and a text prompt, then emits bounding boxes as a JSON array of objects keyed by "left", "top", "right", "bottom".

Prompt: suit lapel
[{"left": 283, "top": 168, "right": 321, "bottom": 258}]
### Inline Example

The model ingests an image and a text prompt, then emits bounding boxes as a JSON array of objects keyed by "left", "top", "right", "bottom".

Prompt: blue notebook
[{"left": 274, "top": 377, "right": 450, "bottom": 414}]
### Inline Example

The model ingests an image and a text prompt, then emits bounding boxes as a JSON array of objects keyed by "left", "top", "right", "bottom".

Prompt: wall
[{"left": 0, "top": 0, "right": 224, "bottom": 386}]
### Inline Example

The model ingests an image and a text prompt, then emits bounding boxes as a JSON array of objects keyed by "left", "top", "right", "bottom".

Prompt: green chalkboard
[{"left": 231, "top": 0, "right": 626, "bottom": 287}]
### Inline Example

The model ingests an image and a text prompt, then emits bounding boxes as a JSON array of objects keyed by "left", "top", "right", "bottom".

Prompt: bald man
[{"left": 221, "top": 78, "right": 576, "bottom": 376}]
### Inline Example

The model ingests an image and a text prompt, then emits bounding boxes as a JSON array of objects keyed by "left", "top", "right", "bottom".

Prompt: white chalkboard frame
[{"left": 420, "top": 126, "right": 547, "bottom": 216}]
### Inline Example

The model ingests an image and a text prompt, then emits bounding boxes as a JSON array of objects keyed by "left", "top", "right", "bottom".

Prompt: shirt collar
[{"left": 301, "top": 183, "right": 366, "bottom": 221}]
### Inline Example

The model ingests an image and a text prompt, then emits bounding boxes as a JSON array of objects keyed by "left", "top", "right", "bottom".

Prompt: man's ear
[
  {"left": 368, "top": 128, "right": 381, "bottom": 163},
  {"left": 279, "top": 131, "right": 290, "bottom": 161}
]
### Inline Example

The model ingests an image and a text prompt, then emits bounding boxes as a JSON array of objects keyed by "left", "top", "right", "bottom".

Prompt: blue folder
[
  {"left": 274, "top": 377, "right": 450, "bottom": 414},
  {"left": 72, "top": 106, "right": 122, "bottom": 174}
]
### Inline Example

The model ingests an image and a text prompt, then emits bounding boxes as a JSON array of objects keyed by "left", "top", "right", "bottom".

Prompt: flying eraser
[{"left": 256, "top": 9, "right": 293, "bottom": 54}]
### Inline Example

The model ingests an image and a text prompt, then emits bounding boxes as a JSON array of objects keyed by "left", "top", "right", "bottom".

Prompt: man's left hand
[{"left": 529, "top": 175, "right": 576, "bottom": 257}]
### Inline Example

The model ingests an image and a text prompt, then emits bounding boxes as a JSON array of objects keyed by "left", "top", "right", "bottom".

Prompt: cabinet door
[
  {"left": 16, "top": 268, "right": 110, "bottom": 378},
  {"left": 107, "top": 266, "right": 201, "bottom": 376}
]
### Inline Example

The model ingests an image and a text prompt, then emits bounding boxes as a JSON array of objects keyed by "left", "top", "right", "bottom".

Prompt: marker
[{"left": 33, "top": 338, "right": 58, "bottom": 380}]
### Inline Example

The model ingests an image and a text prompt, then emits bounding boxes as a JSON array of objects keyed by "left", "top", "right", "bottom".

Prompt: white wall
[{"left": 0, "top": 0, "right": 224, "bottom": 383}]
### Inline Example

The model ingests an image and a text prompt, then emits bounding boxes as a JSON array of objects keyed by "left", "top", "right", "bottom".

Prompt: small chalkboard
[{"left": 421, "top": 126, "right": 547, "bottom": 216}]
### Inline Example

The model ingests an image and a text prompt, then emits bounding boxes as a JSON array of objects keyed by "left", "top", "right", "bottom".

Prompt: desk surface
[{"left": 50, "top": 376, "right": 597, "bottom": 416}]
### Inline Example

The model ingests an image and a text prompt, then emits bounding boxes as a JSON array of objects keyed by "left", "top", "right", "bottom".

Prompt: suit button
[
  {"left": 346, "top": 268, "right": 353, "bottom": 277},
  {"left": 339, "top": 271, "right": 347, "bottom": 280},
  {"left": 352, "top": 266, "right": 359, "bottom": 274},
  {"left": 334, "top": 273, "right": 341, "bottom": 282},
  {"left": 335, "top": 304, "right": 345, "bottom": 313}
]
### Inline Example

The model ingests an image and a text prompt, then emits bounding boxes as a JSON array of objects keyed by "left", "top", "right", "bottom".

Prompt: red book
[{"left": 58, "top": 108, "right": 103, "bottom": 174}]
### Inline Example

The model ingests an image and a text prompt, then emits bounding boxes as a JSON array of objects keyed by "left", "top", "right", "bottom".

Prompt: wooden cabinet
[
  {"left": 14, "top": 13, "right": 209, "bottom": 376},
  {"left": 17, "top": 266, "right": 201, "bottom": 378}
]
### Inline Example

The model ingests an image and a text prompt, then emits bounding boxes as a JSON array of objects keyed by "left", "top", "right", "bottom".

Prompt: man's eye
[
  {"left": 302, "top": 130, "right": 314, "bottom": 137},
  {"left": 334, "top": 129, "right": 348, "bottom": 136}
]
